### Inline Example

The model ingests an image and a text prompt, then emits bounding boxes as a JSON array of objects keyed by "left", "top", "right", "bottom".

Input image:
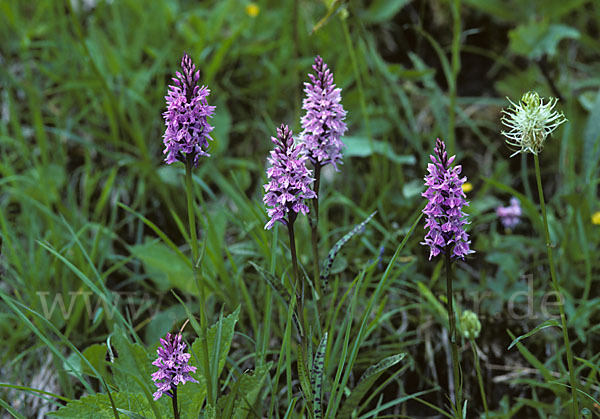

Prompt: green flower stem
[
  {"left": 445, "top": 249, "right": 462, "bottom": 418},
  {"left": 470, "top": 339, "right": 488, "bottom": 417},
  {"left": 287, "top": 214, "right": 308, "bottom": 335},
  {"left": 310, "top": 164, "right": 322, "bottom": 295},
  {"left": 172, "top": 387, "right": 180, "bottom": 419},
  {"left": 287, "top": 213, "right": 312, "bottom": 400},
  {"left": 533, "top": 154, "right": 579, "bottom": 417},
  {"left": 185, "top": 157, "right": 213, "bottom": 407},
  {"left": 287, "top": 214, "right": 300, "bottom": 294}
]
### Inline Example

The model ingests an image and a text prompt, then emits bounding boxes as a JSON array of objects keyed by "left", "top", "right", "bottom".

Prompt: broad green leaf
[
  {"left": 118, "top": 202, "right": 192, "bottom": 269},
  {"left": 509, "top": 21, "right": 579, "bottom": 59},
  {"left": 402, "top": 179, "right": 424, "bottom": 200},
  {"left": 231, "top": 364, "right": 272, "bottom": 419},
  {"left": 464, "top": 0, "right": 586, "bottom": 22},
  {"left": 116, "top": 409, "right": 151, "bottom": 419},
  {"left": 344, "top": 136, "right": 416, "bottom": 165},
  {"left": 130, "top": 240, "right": 194, "bottom": 293},
  {"left": 179, "top": 306, "right": 241, "bottom": 416},
  {"left": 361, "top": 0, "right": 410, "bottom": 23},
  {"left": 583, "top": 90, "right": 600, "bottom": 183},
  {"left": 49, "top": 392, "right": 152, "bottom": 419},
  {"left": 64, "top": 343, "right": 110, "bottom": 382},
  {"left": 111, "top": 330, "right": 154, "bottom": 396},
  {"left": 338, "top": 354, "right": 407, "bottom": 417},
  {"left": 507, "top": 319, "right": 561, "bottom": 350},
  {"left": 462, "top": 0, "right": 521, "bottom": 21},
  {"left": 211, "top": 100, "right": 232, "bottom": 154}
]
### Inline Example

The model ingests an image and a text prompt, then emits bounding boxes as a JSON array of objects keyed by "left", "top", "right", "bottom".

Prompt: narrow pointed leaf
[
  {"left": 338, "top": 353, "right": 406, "bottom": 417},
  {"left": 321, "top": 211, "right": 377, "bottom": 285},
  {"left": 311, "top": 333, "right": 328, "bottom": 419},
  {"left": 507, "top": 319, "right": 561, "bottom": 350}
]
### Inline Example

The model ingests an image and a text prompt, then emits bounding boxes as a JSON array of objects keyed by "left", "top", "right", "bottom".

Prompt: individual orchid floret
[
  {"left": 151, "top": 333, "right": 198, "bottom": 400},
  {"left": 501, "top": 91, "right": 566, "bottom": 157},
  {"left": 163, "top": 53, "right": 216, "bottom": 167},
  {"left": 421, "top": 138, "right": 474, "bottom": 260},
  {"left": 299, "top": 55, "right": 347, "bottom": 171},
  {"left": 263, "top": 124, "right": 317, "bottom": 230},
  {"left": 496, "top": 197, "right": 522, "bottom": 229}
]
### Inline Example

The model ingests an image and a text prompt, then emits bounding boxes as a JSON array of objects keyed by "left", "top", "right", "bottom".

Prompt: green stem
[
  {"left": 470, "top": 339, "right": 488, "bottom": 417},
  {"left": 311, "top": 164, "right": 322, "bottom": 295},
  {"left": 185, "top": 158, "right": 199, "bottom": 264},
  {"left": 445, "top": 249, "right": 462, "bottom": 418},
  {"left": 185, "top": 157, "right": 213, "bottom": 407},
  {"left": 287, "top": 214, "right": 307, "bottom": 334},
  {"left": 288, "top": 215, "right": 300, "bottom": 293},
  {"left": 172, "top": 387, "right": 180, "bottom": 419},
  {"left": 288, "top": 213, "right": 312, "bottom": 403},
  {"left": 533, "top": 154, "right": 578, "bottom": 417}
]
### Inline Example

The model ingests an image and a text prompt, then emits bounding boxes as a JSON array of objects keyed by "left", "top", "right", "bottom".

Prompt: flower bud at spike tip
[
  {"left": 461, "top": 310, "right": 481, "bottom": 339},
  {"left": 151, "top": 333, "right": 198, "bottom": 400},
  {"left": 263, "top": 125, "right": 317, "bottom": 229},
  {"left": 299, "top": 55, "right": 347, "bottom": 171},
  {"left": 163, "top": 53, "right": 216, "bottom": 167},
  {"left": 501, "top": 91, "right": 566, "bottom": 157},
  {"left": 421, "top": 138, "right": 474, "bottom": 260}
]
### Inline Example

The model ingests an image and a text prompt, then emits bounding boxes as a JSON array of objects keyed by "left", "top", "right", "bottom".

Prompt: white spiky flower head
[{"left": 501, "top": 91, "right": 567, "bottom": 157}]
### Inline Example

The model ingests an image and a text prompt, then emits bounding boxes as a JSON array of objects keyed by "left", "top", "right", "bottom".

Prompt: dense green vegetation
[{"left": 1, "top": 0, "right": 600, "bottom": 417}]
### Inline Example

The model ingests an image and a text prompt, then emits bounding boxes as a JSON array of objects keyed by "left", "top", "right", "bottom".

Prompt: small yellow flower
[
  {"left": 592, "top": 211, "right": 600, "bottom": 225},
  {"left": 245, "top": 2, "right": 259, "bottom": 17},
  {"left": 462, "top": 182, "right": 473, "bottom": 193}
]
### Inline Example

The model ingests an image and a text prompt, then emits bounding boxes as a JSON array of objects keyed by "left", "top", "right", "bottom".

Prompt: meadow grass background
[{"left": 1, "top": 0, "right": 600, "bottom": 417}]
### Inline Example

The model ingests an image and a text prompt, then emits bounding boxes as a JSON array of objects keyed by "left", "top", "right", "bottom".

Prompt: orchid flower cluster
[
  {"left": 421, "top": 138, "right": 474, "bottom": 260},
  {"left": 263, "top": 125, "right": 317, "bottom": 229},
  {"left": 163, "top": 53, "right": 216, "bottom": 167},
  {"left": 151, "top": 333, "right": 198, "bottom": 401},
  {"left": 263, "top": 56, "right": 347, "bottom": 229},
  {"left": 299, "top": 55, "right": 347, "bottom": 171}
]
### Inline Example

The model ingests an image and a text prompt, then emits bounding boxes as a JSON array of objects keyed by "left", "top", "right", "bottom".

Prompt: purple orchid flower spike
[
  {"left": 263, "top": 124, "right": 316, "bottom": 230},
  {"left": 151, "top": 333, "right": 198, "bottom": 401},
  {"left": 299, "top": 55, "right": 347, "bottom": 171},
  {"left": 163, "top": 53, "right": 216, "bottom": 167},
  {"left": 421, "top": 138, "right": 474, "bottom": 260}
]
